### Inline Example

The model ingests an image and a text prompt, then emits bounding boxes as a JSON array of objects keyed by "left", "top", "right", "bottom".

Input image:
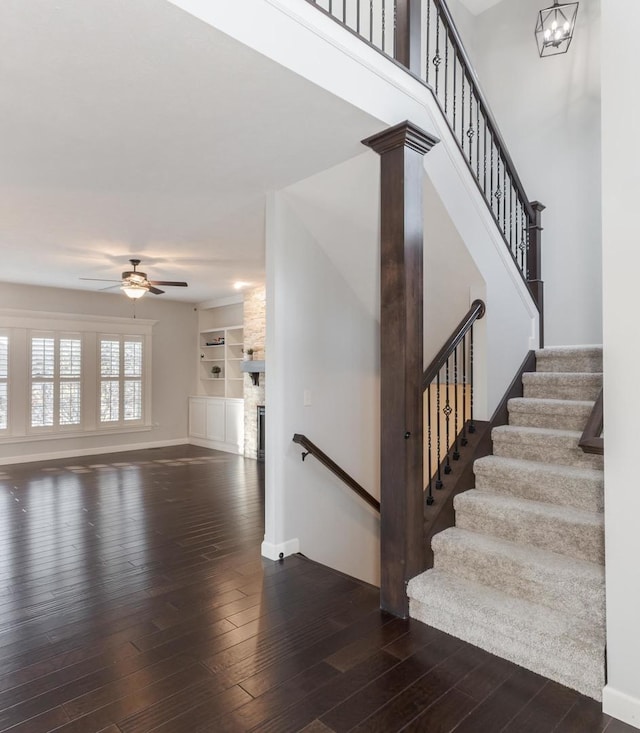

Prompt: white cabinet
[{"left": 188, "top": 396, "right": 244, "bottom": 455}]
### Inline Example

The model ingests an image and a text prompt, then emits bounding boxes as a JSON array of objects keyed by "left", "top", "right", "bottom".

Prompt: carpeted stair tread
[
  {"left": 535, "top": 345, "right": 603, "bottom": 374},
  {"left": 473, "top": 455, "right": 604, "bottom": 512},
  {"left": 407, "top": 569, "right": 605, "bottom": 700},
  {"left": 508, "top": 397, "right": 594, "bottom": 431},
  {"left": 432, "top": 527, "right": 605, "bottom": 624},
  {"left": 454, "top": 490, "right": 604, "bottom": 564},
  {"left": 492, "top": 424, "right": 604, "bottom": 470},
  {"left": 522, "top": 372, "right": 602, "bottom": 401}
]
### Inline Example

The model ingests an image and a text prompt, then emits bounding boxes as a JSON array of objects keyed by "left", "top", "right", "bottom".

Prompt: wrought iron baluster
[
  {"left": 510, "top": 182, "right": 514, "bottom": 257},
  {"left": 436, "top": 370, "right": 443, "bottom": 489},
  {"left": 453, "top": 343, "right": 460, "bottom": 460},
  {"left": 460, "top": 72, "right": 465, "bottom": 148},
  {"left": 496, "top": 155, "right": 502, "bottom": 225},
  {"left": 502, "top": 158, "right": 507, "bottom": 239},
  {"left": 467, "top": 84, "right": 474, "bottom": 165},
  {"left": 427, "top": 385, "right": 434, "bottom": 505},
  {"left": 452, "top": 53, "right": 457, "bottom": 133},
  {"left": 444, "top": 31, "right": 449, "bottom": 114},
  {"left": 425, "top": 0, "right": 431, "bottom": 83},
  {"left": 475, "top": 93, "right": 480, "bottom": 180},
  {"left": 490, "top": 138, "right": 495, "bottom": 217},
  {"left": 483, "top": 114, "right": 487, "bottom": 199},
  {"left": 461, "top": 335, "right": 468, "bottom": 446},
  {"left": 469, "top": 324, "right": 476, "bottom": 433},
  {"left": 434, "top": 12, "right": 441, "bottom": 95},
  {"left": 370, "top": 0, "right": 373, "bottom": 43},
  {"left": 343, "top": 0, "right": 346, "bottom": 24},
  {"left": 382, "top": 0, "right": 386, "bottom": 53},
  {"left": 444, "top": 356, "right": 452, "bottom": 475},
  {"left": 357, "top": 0, "right": 361, "bottom": 34}
]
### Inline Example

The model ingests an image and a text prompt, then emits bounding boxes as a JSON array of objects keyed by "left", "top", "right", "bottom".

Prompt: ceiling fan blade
[
  {"left": 148, "top": 286, "right": 165, "bottom": 295},
  {"left": 99, "top": 284, "right": 122, "bottom": 292},
  {"left": 149, "top": 280, "right": 188, "bottom": 287},
  {"left": 80, "top": 277, "right": 121, "bottom": 283}
]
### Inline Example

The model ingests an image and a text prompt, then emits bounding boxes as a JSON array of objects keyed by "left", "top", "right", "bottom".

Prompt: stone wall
[{"left": 243, "top": 286, "right": 266, "bottom": 459}]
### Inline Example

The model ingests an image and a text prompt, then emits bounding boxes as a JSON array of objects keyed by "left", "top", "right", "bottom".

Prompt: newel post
[
  {"left": 363, "top": 121, "right": 439, "bottom": 618},
  {"left": 395, "top": 0, "right": 422, "bottom": 75},
  {"left": 527, "top": 200, "right": 545, "bottom": 348}
]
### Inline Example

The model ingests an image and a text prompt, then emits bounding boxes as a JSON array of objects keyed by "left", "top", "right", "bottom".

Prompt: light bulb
[
  {"left": 544, "top": 28, "right": 551, "bottom": 39},
  {"left": 563, "top": 21, "right": 570, "bottom": 32},
  {"left": 551, "top": 19, "right": 558, "bottom": 30}
]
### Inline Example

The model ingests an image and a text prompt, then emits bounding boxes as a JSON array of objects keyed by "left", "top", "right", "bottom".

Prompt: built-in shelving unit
[{"left": 199, "top": 325, "right": 244, "bottom": 398}]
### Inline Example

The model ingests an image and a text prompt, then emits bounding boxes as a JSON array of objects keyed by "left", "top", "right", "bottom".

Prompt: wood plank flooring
[{"left": 0, "top": 445, "right": 634, "bottom": 732}]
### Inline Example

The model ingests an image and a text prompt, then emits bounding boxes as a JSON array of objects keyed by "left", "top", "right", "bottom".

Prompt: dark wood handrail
[
  {"left": 579, "top": 388, "right": 604, "bottom": 455},
  {"left": 432, "top": 0, "right": 534, "bottom": 222},
  {"left": 422, "top": 299, "right": 486, "bottom": 390},
  {"left": 292, "top": 434, "right": 380, "bottom": 513}
]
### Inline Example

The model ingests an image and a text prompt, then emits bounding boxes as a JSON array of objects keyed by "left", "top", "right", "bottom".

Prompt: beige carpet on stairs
[{"left": 407, "top": 345, "right": 605, "bottom": 701}]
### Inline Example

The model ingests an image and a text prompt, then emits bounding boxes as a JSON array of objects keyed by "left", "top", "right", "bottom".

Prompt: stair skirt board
[{"left": 409, "top": 346, "right": 605, "bottom": 701}]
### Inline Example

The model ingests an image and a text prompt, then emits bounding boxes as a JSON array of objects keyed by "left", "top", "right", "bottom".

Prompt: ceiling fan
[{"left": 80, "top": 259, "right": 188, "bottom": 299}]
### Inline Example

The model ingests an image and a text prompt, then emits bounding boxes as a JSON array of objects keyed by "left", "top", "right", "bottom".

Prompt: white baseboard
[
  {"left": 188, "top": 437, "right": 244, "bottom": 455},
  {"left": 603, "top": 685, "right": 640, "bottom": 729},
  {"left": 261, "top": 538, "right": 300, "bottom": 561},
  {"left": 0, "top": 438, "right": 189, "bottom": 466}
]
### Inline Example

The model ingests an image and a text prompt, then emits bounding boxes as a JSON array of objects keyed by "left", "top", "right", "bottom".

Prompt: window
[
  {"left": 31, "top": 334, "right": 82, "bottom": 429},
  {"left": 100, "top": 336, "right": 144, "bottom": 425},
  {"left": 0, "top": 335, "right": 7, "bottom": 430},
  {"left": 0, "top": 311, "right": 153, "bottom": 443}
]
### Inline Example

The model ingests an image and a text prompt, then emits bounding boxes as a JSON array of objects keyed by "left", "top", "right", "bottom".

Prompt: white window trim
[
  {"left": 0, "top": 330, "right": 8, "bottom": 433},
  {"left": 28, "top": 331, "right": 83, "bottom": 435},
  {"left": 97, "top": 333, "right": 151, "bottom": 430},
  {"left": 0, "top": 310, "right": 155, "bottom": 444}
]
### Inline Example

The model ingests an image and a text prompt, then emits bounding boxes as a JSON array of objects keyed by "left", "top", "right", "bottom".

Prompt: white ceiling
[{"left": 0, "top": 0, "right": 383, "bottom": 303}]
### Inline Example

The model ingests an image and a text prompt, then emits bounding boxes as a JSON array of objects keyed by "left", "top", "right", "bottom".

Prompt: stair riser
[
  {"left": 493, "top": 438, "right": 604, "bottom": 470},
  {"left": 508, "top": 409, "right": 591, "bottom": 432},
  {"left": 523, "top": 381, "right": 602, "bottom": 402},
  {"left": 432, "top": 538, "right": 605, "bottom": 625},
  {"left": 409, "top": 597, "right": 604, "bottom": 701},
  {"left": 536, "top": 355, "right": 603, "bottom": 374},
  {"left": 473, "top": 469, "right": 603, "bottom": 512},
  {"left": 455, "top": 503, "right": 604, "bottom": 565}
]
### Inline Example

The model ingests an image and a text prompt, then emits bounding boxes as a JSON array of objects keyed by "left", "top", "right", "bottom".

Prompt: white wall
[
  {"left": 264, "top": 188, "right": 381, "bottom": 585},
  {"left": 424, "top": 175, "right": 485, "bottom": 367},
  {"left": 448, "top": 0, "right": 602, "bottom": 346},
  {"left": 601, "top": 0, "right": 640, "bottom": 726},
  {"left": 0, "top": 282, "right": 196, "bottom": 463}
]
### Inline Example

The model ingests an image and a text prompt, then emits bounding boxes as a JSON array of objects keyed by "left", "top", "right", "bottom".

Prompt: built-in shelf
[{"left": 198, "top": 325, "right": 244, "bottom": 398}]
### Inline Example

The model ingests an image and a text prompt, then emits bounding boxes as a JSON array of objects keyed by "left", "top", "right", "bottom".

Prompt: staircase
[{"left": 407, "top": 345, "right": 605, "bottom": 700}]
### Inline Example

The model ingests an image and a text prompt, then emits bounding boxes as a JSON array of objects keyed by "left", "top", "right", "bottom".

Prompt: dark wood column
[
  {"left": 395, "top": 0, "right": 422, "bottom": 76},
  {"left": 363, "top": 121, "right": 439, "bottom": 618},
  {"left": 527, "top": 200, "right": 545, "bottom": 348}
]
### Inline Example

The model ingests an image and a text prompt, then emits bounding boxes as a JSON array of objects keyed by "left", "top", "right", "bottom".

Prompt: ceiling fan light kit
[{"left": 80, "top": 258, "right": 188, "bottom": 299}]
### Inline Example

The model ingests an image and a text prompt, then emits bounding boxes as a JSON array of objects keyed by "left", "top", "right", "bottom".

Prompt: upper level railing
[{"left": 305, "top": 0, "right": 544, "bottom": 327}]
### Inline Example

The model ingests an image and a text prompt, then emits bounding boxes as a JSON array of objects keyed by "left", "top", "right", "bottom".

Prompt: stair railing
[
  {"left": 293, "top": 433, "right": 381, "bottom": 512},
  {"left": 423, "top": 299, "right": 485, "bottom": 506},
  {"left": 304, "top": 0, "right": 544, "bottom": 334}
]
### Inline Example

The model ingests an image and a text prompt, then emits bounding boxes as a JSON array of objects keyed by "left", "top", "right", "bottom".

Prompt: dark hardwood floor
[{"left": 0, "top": 445, "right": 633, "bottom": 732}]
